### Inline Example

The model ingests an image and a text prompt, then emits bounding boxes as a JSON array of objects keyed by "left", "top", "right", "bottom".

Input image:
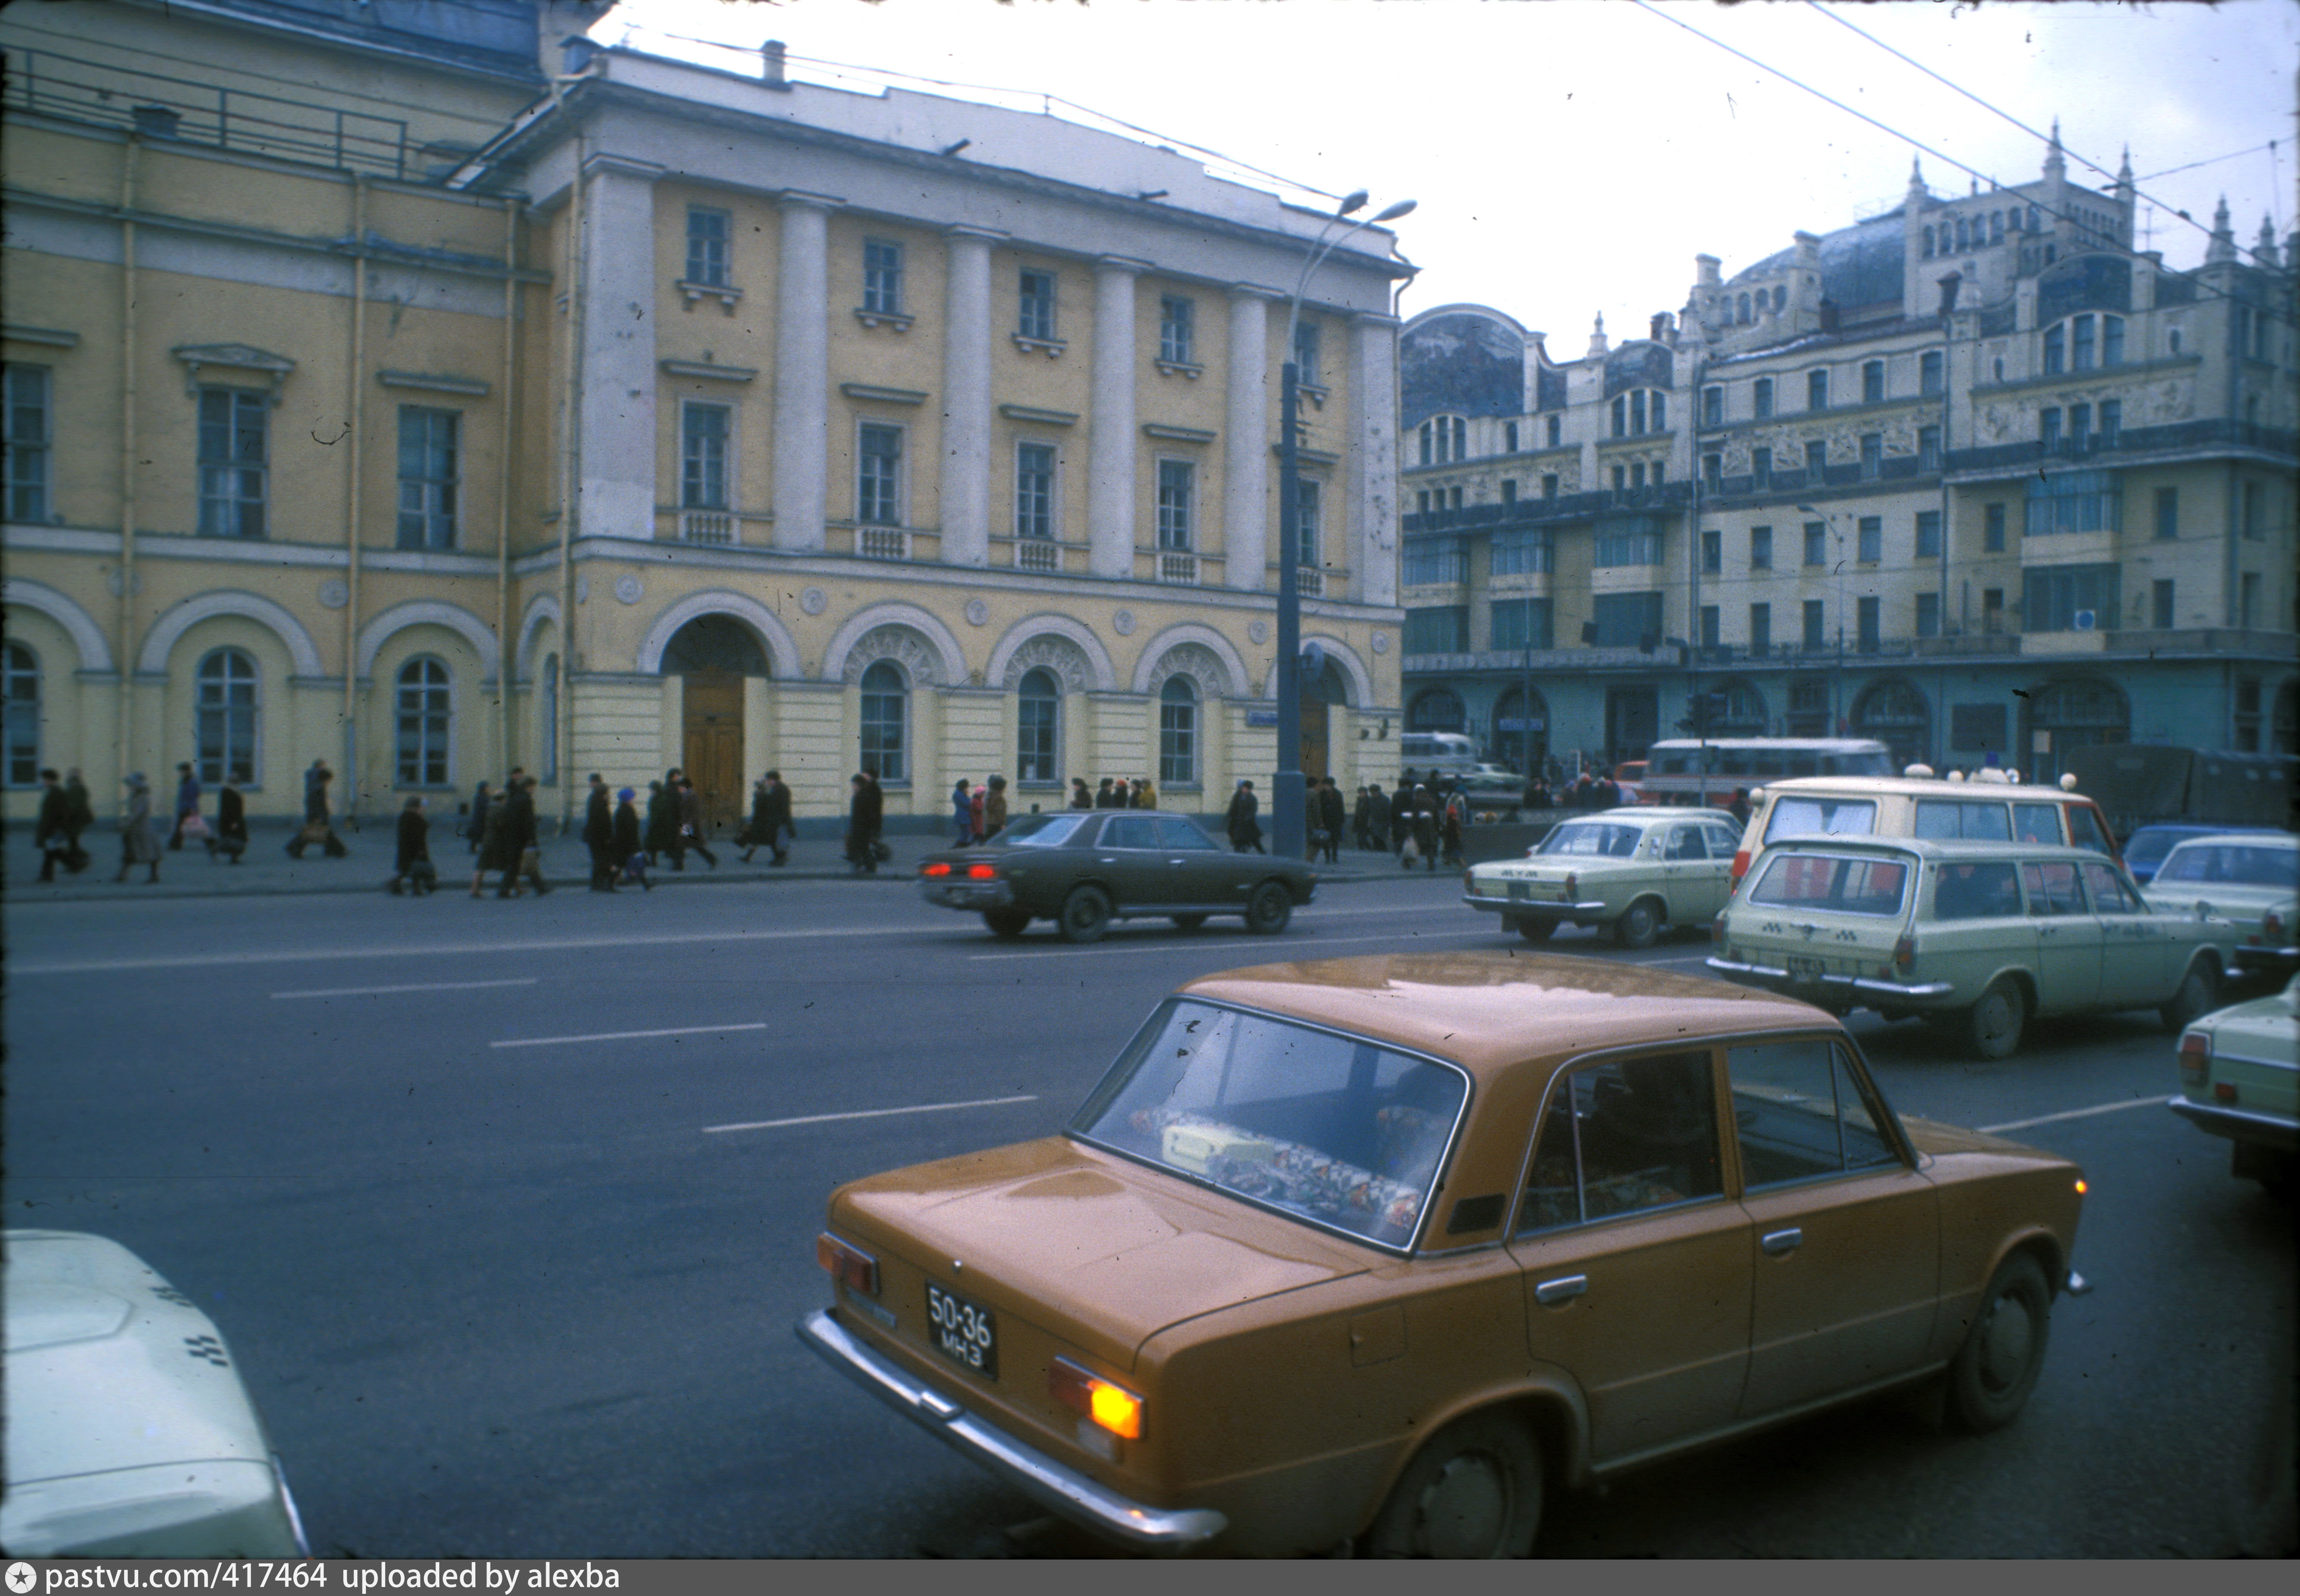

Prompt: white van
[
  {"left": 1399, "top": 732, "right": 1479, "bottom": 781},
  {"left": 1731, "top": 768, "right": 2119, "bottom": 884}
]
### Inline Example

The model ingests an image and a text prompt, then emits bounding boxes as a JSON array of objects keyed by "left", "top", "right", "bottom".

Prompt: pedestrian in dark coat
[
  {"left": 613, "top": 787, "right": 650, "bottom": 890},
  {"left": 387, "top": 796, "right": 435, "bottom": 894},
  {"left": 467, "top": 781, "right": 493, "bottom": 854},
  {"left": 1095, "top": 777, "right": 1120, "bottom": 808},
  {"left": 508, "top": 775, "right": 550, "bottom": 895},
  {"left": 63, "top": 768, "right": 94, "bottom": 861},
  {"left": 760, "top": 770, "right": 792, "bottom": 866},
  {"left": 582, "top": 773, "right": 617, "bottom": 891},
  {"left": 303, "top": 760, "right": 329, "bottom": 823},
  {"left": 984, "top": 775, "right": 1009, "bottom": 839},
  {"left": 1365, "top": 783, "right": 1390, "bottom": 853},
  {"left": 1597, "top": 774, "right": 1622, "bottom": 810},
  {"left": 1318, "top": 777, "right": 1346, "bottom": 865},
  {"left": 677, "top": 778, "right": 718, "bottom": 868},
  {"left": 473, "top": 781, "right": 521, "bottom": 896},
  {"left": 1225, "top": 779, "right": 1263, "bottom": 854},
  {"left": 168, "top": 762, "right": 202, "bottom": 850},
  {"left": 215, "top": 779, "right": 248, "bottom": 863},
  {"left": 1069, "top": 779, "right": 1093, "bottom": 811},
  {"left": 1352, "top": 786, "right": 1372, "bottom": 852},
  {"left": 645, "top": 780, "right": 683, "bottom": 869},
  {"left": 1728, "top": 787, "right": 1752, "bottom": 827},
  {"left": 1409, "top": 784, "right": 1439, "bottom": 871},
  {"left": 34, "top": 769, "right": 71, "bottom": 881},
  {"left": 1440, "top": 784, "right": 1467, "bottom": 869},
  {"left": 288, "top": 760, "right": 347, "bottom": 858},
  {"left": 846, "top": 772, "right": 884, "bottom": 873},
  {"left": 115, "top": 772, "right": 160, "bottom": 883},
  {"left": 950, "top": 778, "right": 974, "bottom": 847}
]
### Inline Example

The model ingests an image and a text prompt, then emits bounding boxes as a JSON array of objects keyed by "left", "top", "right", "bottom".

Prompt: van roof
[
  {"left": 1754, "top": 836, "right": 2112, "bottom": 863},
  {"left": 1755, "top": 775, "right": 2094, "bottom": 801}
]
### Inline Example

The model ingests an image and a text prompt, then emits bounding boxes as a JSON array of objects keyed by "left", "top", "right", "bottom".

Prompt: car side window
[
  {"left": 2079, "top": 861, "right": 2142, "bottom": 913},
  {"left": 2066, "top": 805, "right": 2113, "bottom": 856},
  {"left": 1104, "top": 817, "right": 1159, "bottom": 850},
  {"left": 1665, "top": 826, "right": 1707, "bottom": 861},
  {"left": 1705, "top": 825, "right": 1743, "bottom": 857},
  {"left": 1726, "top": 1039, "right": 1898, "bottom": 1189},
  {"left": 1153, "top": 816, "right": 1224, "bottom": 851},
  {"left": 1932, "top": 860, "right": 2022, "bottom": 920},
  {"left": 1915, "top": 800, "right": 2012, "bottom": 841},
  {"left": 1516, "top": 1051, "right": 1724, "bottom": 1234},
  {"left": 2021, "top": 860, "right": 2085, "bottom": 915},
  {"left": 2013, "top": 803, "right": 2063, "bottom": 846}
]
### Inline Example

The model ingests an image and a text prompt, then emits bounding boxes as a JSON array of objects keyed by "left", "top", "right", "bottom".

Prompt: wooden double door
[{"left": 681, "top": 669, "right": 746, "bottom": 833}]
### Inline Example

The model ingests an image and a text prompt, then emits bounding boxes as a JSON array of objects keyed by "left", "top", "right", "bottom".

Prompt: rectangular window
[
  {"left": 2040, "top": 408, "right": 2062, "bottom": 450},
  {"left": 857, "top": 422, "right": 902, "bottom": 525},
  {"left": 2102, "top": 315, "right": 2125, "bottom": 366},
  {"left": 1158, "top": 689, "right": 1196, "bottom": 787},
  {"left": 2043, "top": 324, "right": 2065, "bottom": 374},
  {"left": 1546, "top": 414, "right": 1560, "bottom": 448},
  {"left": 1916, "top": 509, "right": 1942, "bottom": 558},
  {"left": 1630, "top": 462, "right": 1646, "bottom": 490},
  {"left": 2152, "top": 578, "right": 2175, "bottom": 630},
  {"left": 1805, "top": 440, "right": 1827, "bottom": 479},
  {"left": 4, "top": 364, "right": 54, "bottom": 522},
  {"left": 1490, "top": 597, "right": 1553, "bottom": 652},
  {"left": 1703, "top": 386, "right": 1723, "bottom": 427},
  {"left": 2241, "top": 572, "right": 2260, "bottom": 628},
  {"left": 1018, "top": 269, "right": 1057, "bottom": 341},
  {"left": 1750, "top": 525, "right": 1773, "bottom": 569},
  {"left": 1751, "top": 447, "right": 1772, "bottom": 489},
  {"left": 394, "top": 660, "right": 451, "bottom": 787},
  {"left": 1803, "top": 521, "right": 1825, "bottom": 567},
  {"left": 1985, "top": 501, "right": 2007, "bottom": 551},
  {"left": 1541, "top": 472, "right": 1560, "bottom": 499},
  {"left": 1862, "top": 361, "right": 1885, "bottom": 403},
  {"left": 1702, "top": 452, "right": 1723, "bottom": 489},
  {"left": 680, "top": 403, "right": 730, "bottom": 511},
  {"left": 1803, "top": 599, "right": 1825, "bottom": 652},
  {"left": 2069, "top": 403, "right": 2091, "bottom": 451},
  {"left": 1701, "top": 528, "right": 1721, "bottom": 573},
  {"left": 1500, "top": 477, "right": 1517, "bottom": 504},
  {"left": 1403, "top": 605, "right": 1469, "bottom": 654},
  {"left": 1700, "top": 604, "right": 1720, "bottom": 649},
  {"left": 395, "top": 406, "right": 459, "bottom": 549},
  {"left": 2072, "top": 315, "right": 2095, "bottom": 371},
  {"left": 1919, "top": 351, "right": 1944, "bottom": 395},
  {"left": 1151, "top": 457, "right": 1198, "bottom": 550},
  {"left": 1159, "top": 295, "right": 1195, "bottom": 364},
  {"left": 1504, "top": 421, "right": 1519, "bottom": 454},
  {"left": 1490, "top": 530, "right": 1550, "bottom": 576},
  {"left": 1918, "top": 425, "right": 1941, "bottom": 472},
  {"left": 1749, "top": 602, "right": 1771, "bottom": 655},
  {"left": 685, "top": 207, "right": 730, "bottom": 286},
  {"left": 1983, "top": 588, "right": 2005, "bottom": 632},
  {"left": 1590, "top": 591, "right": 1663, "bottom": 648},
  {"left": 1611, "top": 396, "right": 1628, "bottom": 439},
  {"left": 863, "top": 238, "right": 904, "bottom": 315},
  {"left": 1753, "top": 377, "right": 1774, "bottom": 419},
  {"left": 2153, "top": 486, "right": 2177, "bottom": 540},
  {"left": 2024, "top": 469, "right": 2121, "bottom": 536},
  {"left": 1593, "top": 521, "right": 1662, "bottom": 567},
  {"left": 1015, "top": 441, "right": 1055, "bottom": 540},
  {"left": 1294, "top": 477, "right": 1321, "bottom": 573},
  {"left": 1857, "top": 596, "right": 1880, "bottom": 652},
  {"left": 1018, "top": 686, "right": 1058, "bottom": 782},
  {"left": 1611, "top": 465, "right": 1626, "bottom": 492},
  {"left": 1807, "top": 368, "right": 1829, "bottom": 410},
  {"left": 1650, "top": 392, "right": 1667, "bottom": 431},
  {"left": 1403, "top": 540, "right": 1466, "bottom": 585},
  {"left": 1857, "top": 516, "right": 1882, "bottom": 563},
  {"left": 1916, "top": 591, "right": 1941, "bottom": 638},
  {"left": 1294, "top": 321, "right": 1320, "bottom": 386},
  {"left": 1859, "top": 434, "right": 1882, "bottom": 479},
  {"left": 2100, "top": 398, "right": 2121, "bottom": 446},
  {"left": 2020, "top": 562, "right": 2120, "bottom": 631},
  {"left": 197, "top": 387, "right": 267, "bottom": 538}
]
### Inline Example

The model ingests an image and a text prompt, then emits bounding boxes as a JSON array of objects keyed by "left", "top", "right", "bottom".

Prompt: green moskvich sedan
[{"left": 1462, "top": 807, "right": 1747, "bottom": 949}]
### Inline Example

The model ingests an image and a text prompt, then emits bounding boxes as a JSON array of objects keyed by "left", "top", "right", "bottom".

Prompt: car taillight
[
  {"left": 966, "top": 862, "right": 998, "bottom": 880},
  {"left": 2263, "top": 910, "right": 2284, "bottom": 944},
  {"left": 921, "top": 862, "right": 952, "bottom": 878},
  {"left": 1710, "top": 915, "right": 1726, "bottom": 945},
  {"left": 1731, "top": 849, "right": 1751, "bottom": 883},
  {"left": 1563, "top": 872, "right": 1577, "bottom": 900},
  {"left": 816, "top": 1232, "right": 879, "bottom": 1297},
  {"left": 1049, "top": 1357, "right": 1143, "bottom": 1439},
  {"left": 1892, "top": 935, "right": 1916, "bottom": 974},
  {"left": 2178, "top": 1031, "right": 2209, "bottom": 1090}
]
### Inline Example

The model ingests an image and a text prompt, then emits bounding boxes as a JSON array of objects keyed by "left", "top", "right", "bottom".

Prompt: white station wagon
[{"left": 1463, "top": 808, "right": 1746, "bottom": 948}]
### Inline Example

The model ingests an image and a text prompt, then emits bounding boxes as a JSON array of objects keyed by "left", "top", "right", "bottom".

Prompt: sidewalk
[{"left": 9, "top": 821, "right": 1399, "bottom": 902}]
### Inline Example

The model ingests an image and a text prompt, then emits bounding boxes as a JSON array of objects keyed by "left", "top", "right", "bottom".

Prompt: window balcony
[
  {"left": 858, "top": 526, "right": 911, "bottom": 561},
  {"left": 1158, "top": 551, "right": 1200, "bottom": 585},
  {"left": 679, "top": 510, "right": 734, "bottom": 545},
  {"left": 1015, "top": 538, "right": 1060, "bottom": 573}
]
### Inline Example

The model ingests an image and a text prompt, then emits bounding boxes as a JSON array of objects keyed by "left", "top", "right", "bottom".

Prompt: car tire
[
  {"left": 981, "top": 909, "right": 1032, "bottom": 940},
  {"left": 1962, "top": 978, "right": 2025, "bottom": 1060},
  {"left": 1363, "top": 1412, "right": 1543, "bottom": 1559},
  {"left": 1243, "top": 881, "right": 1294, "bottom": 935},
  {"left": 1057, "top": 884, "right": 1112, "bottom": 944},
  {"left": 1613, "top": 899, "right": 1661, "bottom": 950},
  {"left": 1946, "top": 1251, "right": 2052, "bottom": 1432},
  {"left": 1170, "top": 913, "right": 1207, "bottom": 930},
  {"left": 2158, "top": 957, "right": 2219, "bottom": 1032},
  {"left": 1515, "top": 916, "right": 1555, "bottom": 943}
]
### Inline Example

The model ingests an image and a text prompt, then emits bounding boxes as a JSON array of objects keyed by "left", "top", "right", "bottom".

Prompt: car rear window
[
  {"left": 1537, "top": 821, "right": 1644, "bottom": 857},
  {"left": 1914, "top": 800, "right": 2012, "bottom": 841},
  {"left": 2156, "top": 843, "right": 2300, "bottom": 889},
  {"left": 1747, "top": 851, "right": 1911, "bottom": 916},
  {"left": 996, "top": 813, "right": 1089, "bottom": 848},
  {"left": 1762, "top": 796, "right": 1876, "bottom": 843}
]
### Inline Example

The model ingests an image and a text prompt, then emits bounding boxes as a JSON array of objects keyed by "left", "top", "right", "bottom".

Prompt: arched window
[
  {"left": 1017, "top": 667, "right": 1060, "bottom": 784},
  {"left": 2022, "top": 677, "right": 2128, "bottom": 783},
  {"left": 1955, "top": 217, "right": 1970, "bottom": 251},
  {"left": 395, "top": 656, "right": 452, "bottom": 786},
  {"left": 538, "top": 653, "right": 559, "bottom": 784},
  {"left": 1990, "top": 211, "right": 2005, "bottom": 243},
  {"left": 1737, "top": 293, "right": 1751, "bottom": 324},
  {"left": 860, "top": 659, "right": 908, "bottom": 783},
  {"left": 1853, "top": 678, "right": 1930, "bottom": 771},
  {"left": 3, "top": 641, "right": 39, "bottom": 787},
  {"left": 1419, "top": 415, "right": 1467, "bottom": 466},
  {"left": 1406, "top": 687, "right": 1466, "bottom": 733},
  {"left": 1715, "top": 679, "right": 1767, "bottom": 737},
  {"left": 1158, "top": 676, "right": 1197, "bottom": 787},
  {"left": 1921, "top": 226, "right": 1935, "bottom": 258},
  {"left": 195, "top": 647, "right": 258, "bottom": 785}
]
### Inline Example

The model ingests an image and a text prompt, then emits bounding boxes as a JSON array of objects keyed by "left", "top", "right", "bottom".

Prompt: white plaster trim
[
  {"left": 984, "top": 614, "right": 1118, "bottom": 693},
  {"left": 2, "top": 576, "right": 115, "bottom": 672},
  {"left": 137, "top": 589, "right": 324, "bottom": 677},
  {"left": 1259, "top": 632, "right": 1374, "bottom": 708},
  {"left": 634, "top": 588, "right": 803, "bottom": 678},
  {"left": 821, "top": 601, "right": 969, "bottom": 686},
  {"left": 354, "top": 599, "right": 502, "bottom": 681},
  {"left": 1129, "top": 622, "right": 1250, "bottom": 698},
  {"left": 514, "top": 594, "right": 562, "bottom": 682}
]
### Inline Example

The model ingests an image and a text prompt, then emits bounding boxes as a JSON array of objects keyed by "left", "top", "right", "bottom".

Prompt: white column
[
  {"left": 1349, "top": 312, "right": 1401, "bottom": 608},
  {"left": 1088, "top": 256, "right": 1149, "bottom": 579},
  {"left": 1224, "top": 285, "right": 1277, "bottom": 592},
  {"left": 576, "top": 155, "right": 663, "bottom": 537},
  {"left": 939, "top": 225, "right": 1003, "bottom": 568},
  {"left": 773, "top": 192, "right": 839, "bottom": 553}
]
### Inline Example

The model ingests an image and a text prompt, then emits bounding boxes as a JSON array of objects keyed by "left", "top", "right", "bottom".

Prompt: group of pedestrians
[
  {"left": 466, "top": 768, "right": 548, "bottom": 898},
  {"left": 1070, "top": 775, "right": 1159, "bottom": 811},
  {"left": 949, "top": 775, "right": 1010, "bottom": 846},
  {"left": 32, "top": 764, "right": 260, "bottom": 885}
]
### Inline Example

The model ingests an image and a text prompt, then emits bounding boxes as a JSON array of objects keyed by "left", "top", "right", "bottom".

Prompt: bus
[{"left": 1636, "top": 737, "right": 1895, "bottom": 807}]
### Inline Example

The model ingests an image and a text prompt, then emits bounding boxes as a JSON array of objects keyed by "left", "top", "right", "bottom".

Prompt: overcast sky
[{"left": 606, "top": 0, "right": 2299, "bottom": 337}]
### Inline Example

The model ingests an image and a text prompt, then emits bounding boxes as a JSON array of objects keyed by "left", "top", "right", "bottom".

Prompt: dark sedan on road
[{"left": 916, "top": 810, "right": 1316, "bottom": 942}]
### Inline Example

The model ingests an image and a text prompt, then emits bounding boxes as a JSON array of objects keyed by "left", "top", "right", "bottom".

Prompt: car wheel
[
  {"left": 1515, "top": 916, "right": 1555, "bottom": 943},
  {"left": 981, "top": 909, "right": 1032, "bottom": 940},
  {"left": 1946, "top": 1252, "right": 2051, "bottom": 1432},
  {"left": 1169, "top": 913, "right": 1207, "bottom": 930},
  {"left": 1243, "top": 881, "right": 1294, "bottom": 935},
  {"left": 2158, "top": 957, "right": 2219, "bottom": 1032},
  {"left": 1363, "top": 1412, "right": 1543, "bottom": 1558},
  {"left": 1613, "top": 899, "right": 1661, "bottom": 950},
  {"left": 1962, "top": 978, "right": 2025, "bottom": 1060},
  {"left": 1057, "top": 884, "right": 1112, "bottom": 944}
]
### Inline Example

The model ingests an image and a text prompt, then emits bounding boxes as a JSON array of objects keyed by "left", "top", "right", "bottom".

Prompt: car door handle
[
  {"left": 1760, "top": 1228, "right": 1803, "bottom": 1257},
  {"left": 1534, "top": 1274, "right": 1587, "bottom": 1305},
  {"left": 1098, "top": 856, "right": 1118, "bottom": 864}
]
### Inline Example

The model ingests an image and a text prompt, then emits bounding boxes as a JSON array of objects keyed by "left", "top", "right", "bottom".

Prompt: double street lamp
[{"left": 1272, "top": 190, "right": 1414, "bottom": 860}]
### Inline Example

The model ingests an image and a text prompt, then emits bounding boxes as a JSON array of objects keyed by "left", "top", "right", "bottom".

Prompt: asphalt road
[{"left": 6, "top": 871, "right": 2293, "bottom": 1557}]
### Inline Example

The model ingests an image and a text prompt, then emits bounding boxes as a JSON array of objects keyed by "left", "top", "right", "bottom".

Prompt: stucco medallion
[
  {"left": 1112, "top": 609, "right": 1136, "bottom": 636},
  {"left": 615, "top": 575, "right": 644, "bottom": 605},
  {"left": 800, "top": 587, "right": 828, "bottom": 616},
  {"left": 318, "top": 579, "right": 350, "bottom": 610}
]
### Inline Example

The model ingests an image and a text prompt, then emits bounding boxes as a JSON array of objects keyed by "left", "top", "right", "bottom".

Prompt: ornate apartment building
[
  {"left": 1398, "top": 138, "right": 2297, "bottom": 781},
  {"left": 2, "top": 0, "right": 1408, "bottom": 830}
]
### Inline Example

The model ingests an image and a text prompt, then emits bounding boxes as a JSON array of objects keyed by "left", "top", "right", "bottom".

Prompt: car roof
[
  {"left": 1556, "top": 806, "right": 1718, "bottom": 820},
  {"left": 2157, "top": 830, "right": 2296, "bottom": 850},
  {"left": 1753, "top": 836, "right": 2111, "bottom": 863},
  {"left": 1755, "top": 775, "right": 2093, "bottom": 801},
  {"left": 1177, "top": 952, "right": 1829, "bottom": 1080}
]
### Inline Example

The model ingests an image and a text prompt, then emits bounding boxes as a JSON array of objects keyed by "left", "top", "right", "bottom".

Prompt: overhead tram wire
[{"left": 1626, "top": 0, "right": 2298, "bottom": 332}]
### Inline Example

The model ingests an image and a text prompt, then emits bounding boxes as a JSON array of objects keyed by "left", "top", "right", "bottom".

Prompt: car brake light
[
  {"left": 816, "top": 1232, "right": 879, "bottom": 1297},
  {"left": 1731, "top": 849, "right": 1750, "bottom": 883},
  {"left": 1049, "top": 1357, "right": 1143, "bottom": 1439},
  {"left": 2266, "top": 910, "right": 2285, "bottom": 941},
  {"left": 1892, "top": 935, "right": 1916, "bottom": 974},
  {"left": 921, "top": 862, "right": 952, "bottom": 878},
  {"left": 966, "top": 862, "right": 998, "bottom": 880},
  {"left": 1711, "top": 914, "right": 1726, "bottom": 944},
  {"left": 2178, "top": 1031, "right": 2210, "bottom": 1089},
  {"left": 1563, "top": 872, "right": 1577, "bottom": 900}
]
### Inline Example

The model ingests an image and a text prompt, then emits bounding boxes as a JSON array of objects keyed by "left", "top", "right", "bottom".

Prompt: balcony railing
[
  {"left": 858, "top": 526, "right": 910, "bottom": 560},
  {"left": 1947, "top": 418, "right": 2300, "bottom": 477},
  {"left": 679, "top": 510, "right": 734, "bottom": 545},
  {"left": 1296, "top": 566, "right": 1324, "bottom": 597},
  {"left": 1014, "top": 538, "right": 1060, "bottom": 573},
  {"left": 1158, "top": 551, "right": 1200, "bottom": 585}
]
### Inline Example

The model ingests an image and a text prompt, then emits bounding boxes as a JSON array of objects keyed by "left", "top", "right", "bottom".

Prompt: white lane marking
[
  {"left": 491, "top": 1022, "right": 768, "bottom": 1050},
  {"left": 1979, "top": 1095, "right": 2172, "bottom": 1135},
  {"left": 967, "top": 928, "right": 1496, "bottom": 961},
  {"left": 272, "top": 978, "right": 539, "bottom": 1000},
  {"left": 704, "top": 1094, "right": 1038, "bottom": 1135},
  {"left": 18, "top": 924, "right": 902, "bottom": 976}
]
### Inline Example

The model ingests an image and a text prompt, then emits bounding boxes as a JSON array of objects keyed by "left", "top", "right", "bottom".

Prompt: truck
[{"left": 2063, "top": 745, "right": 2297, "bottom": 842}]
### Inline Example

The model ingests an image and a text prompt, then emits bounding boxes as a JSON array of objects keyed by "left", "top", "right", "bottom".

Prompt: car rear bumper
[
  {"left": 2167, "top": 1094, "right": 2300, "bottom": 1152},
  {"left": 2232, "top": 944, "right": 2300, "bottom": 978},
  {"left": 1461, "top": 893, "right": 1606, "bottom": 918},
  {"left": 919, "top": 879, "right": 1016, "bottom": 910},
  {"left": 1704, "top": 956, "right": 1954, "bottom": 1002},
  {"left": 797, "top": 1308, "right": 1228, "bottom": 1551}
]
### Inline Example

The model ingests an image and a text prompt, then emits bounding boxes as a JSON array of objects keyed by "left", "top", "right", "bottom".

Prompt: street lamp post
[{"left": 1273, "top": 192, "right": 1414, "bottom": 861}]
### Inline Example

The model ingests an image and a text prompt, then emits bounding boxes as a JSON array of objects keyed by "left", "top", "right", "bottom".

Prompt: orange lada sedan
[{"left": 798, "top": 953, "right": 2089, "bottom": 1557}]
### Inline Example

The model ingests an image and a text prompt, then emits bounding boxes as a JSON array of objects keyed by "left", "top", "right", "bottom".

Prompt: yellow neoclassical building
[{"left": 3, "top": 0, "right": 1409, "bottom": 834}]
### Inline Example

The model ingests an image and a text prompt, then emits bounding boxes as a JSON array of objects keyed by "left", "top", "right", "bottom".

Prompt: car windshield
[
  {"left": 1069, "top": 999, "right": 1468, "bottom": 1250},
  {"left": 2155, "top": 843, "right": 2300, "bottom": 889},
  {"left": 1763, "top": 796, "right": 1876, "bottom": 843},
  {"left": 1537, "top": 821, "right": 1644, "bottom": 858},
  {"left": 1747, "top": 851, "right": 1912, "bottom": 916},
  {"left": 2122, "top": 831, "right": 2187, "bottom": 867},
  {"left": 991, "top": 813, "right": 1091, "bottom": 848}
]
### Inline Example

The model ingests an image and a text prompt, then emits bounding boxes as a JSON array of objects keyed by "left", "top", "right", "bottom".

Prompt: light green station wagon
[
  {"left": 1462, "top": 808, "right": 1746, "bottom": 948},
  {"left": 1708, "top": 838, "right": 2231, "bottom": 1059}
]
